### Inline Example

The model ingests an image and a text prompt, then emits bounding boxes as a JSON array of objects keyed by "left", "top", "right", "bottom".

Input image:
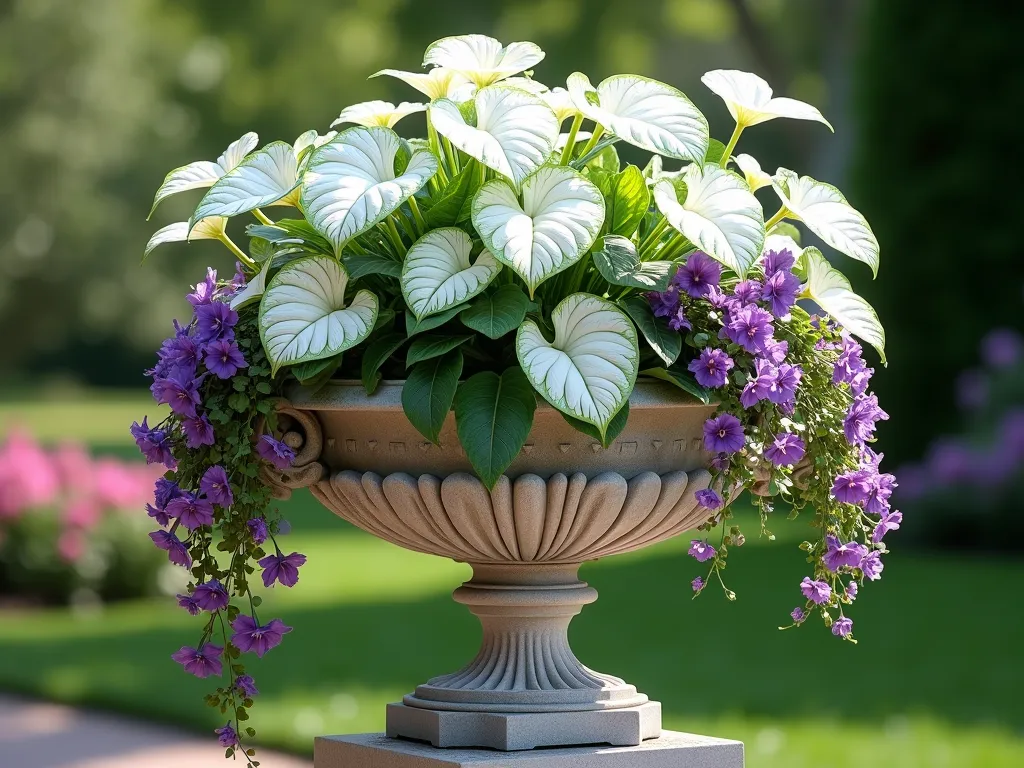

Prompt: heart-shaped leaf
[
  {"left": 343, "top": 252, "right": 403, "bottom": 280},
  {"left": 190, "top": 141, "right": 304, "bottom": 231},
  {"left": 460, "top": 284, "right": 531, "bottom": 339},
  {"left": 516, "top": 293, "right": 639, "bottom": 439},
  {"left": 429, "top": 86, "right": 558, "bottom": 188},
  {"left": 401, "top": 228, "right": 501, "bottom": 320},
  {"left": 370, "top": 68, "right": 471, "bottom": 101},
  {"left": 591, "top": 235, "right": 673, "bottom": 290},
  {"left": 331, "top": 100, "right": 426, "bottom": 129},
  {"left": 542, "top": 87, "right": 578, "bottom": 124},
  {"left": 361, "top": 331, "right": 407, "bottom": 395},
  {"left": 405, "top": 303, "right": 470, "bottom": 336},
  {"left": 259, "top": 256, "right": 378, "bottom": 375},
  {"left": 301, "top": 126, "right": 438, "bottom": 254},
  {"left": 802, "top": 247, "right": 886, "bottom": 362},
  {"left": 702, "top": 70, "right": 833, "bottom": 130},
  {"left": 472, "top": 166, "right": 605, "bottom": 297},
  {"left": 567, "top": 73, "right": 708, "bottom": 163},
  {"left": 405, "top": 334, "right": 474, "bottom": 368},
  {"left": 454, "top": 368, "right": 538, "bottom": 488},
  {"left": 423, "top": 34, "right": 545, "bottom": 88},
  {"left": 291, "top": 354, "right": 343, "bottom": 388},
  {"left": 246, "top": 219, "right": 334, "bottom": 255},
  {"left": 654, "top": 164, "right": 765, "bottom": 277},
  {"left": 619, "top": 296, "right": 682, "bottom": 366},
  {"left": 149, "top": 132, "right": 257, "bottom": 218},
  {"left": 602, "top": 165, "right": 649, "bottom": 237},
  {"left": 561, "top": 401, "right": 629, "bottom": 448},
  {"left": 402, "top": 349, "right": 463, "bottom": 444},
  {"left": 144, "top": 217, "right": 226, "bottom": 260},
  {"left": 773, "top": 168, "right": 879, "bottom": 276}
]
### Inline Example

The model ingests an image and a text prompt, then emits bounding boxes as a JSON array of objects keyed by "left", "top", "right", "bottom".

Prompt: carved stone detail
[{"left": 259, "top": 406, "right": 327, "bottom": 499}]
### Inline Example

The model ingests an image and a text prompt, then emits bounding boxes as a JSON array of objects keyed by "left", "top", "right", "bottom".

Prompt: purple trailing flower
[
  {"left": 864, "top": 470, "right": 896, "bottom": 515},
  {"left": 740, "top": 358, "right": 776, "bottom": 408},
  {"left": 688, "top": 539, "right": 716, "bottom": 562},
  {"left": 158, "top": 334, "right": 202, "bottom": 377},
  {"left": 767, "top": 363, "right": 802, "bottom": 407},
  {"left": 673, "top": 252, "right": 721, "bottom": 297},
  {"left": 257, "top": 435, "right": 296, "bottom": 470},
  {"left": 200, "top": 465, "right": 234, "bottom": 507},
  {"left": 152, "top": 370, "right": 203, "bottom": 418},
  {"left": 187, "top": 268, "right": 219, "bottom": 307},
  {"left": 215, "top": 722, "right": 239, "bottom": 748},
  {"left": 205, "top": 339, "right": 248, "bottom": 379},
  {"left": 725, "top": 304, "right": 774, "bottom": 353},
  {"left": 732, "top": 279, "right": 763, "bottom": 306},
  {"left": 193, "top": 579, "right": 230, "bottom": 612},
  {"left": 763, "top": 339, "right": 789, "bottom": 365},
  {"left": 833, "top": 336, "right": 872, "bottom": 395},
  {"left": 691, "top": 576, "right": 704, "bottom": 592},
  {"left": 182, "top": 414, "right": 215, "bottom": 449},
  {"left": 231, "top": 615, "right": 292, "bottom": 657},
  {"left": 764, "top": 433, "right": 805, "bottom": 467},
  {"left": 981, "top": 328, "right": 1022, "bottom": 369},
  {"left": 831, "top": 617, "right": 853, "bottom": 638},
  {"left": 790, "top": 606, "right": 806, "bottom": 623},
  {"left": 703, "top": 413, "right": 745, "bottom": 454},
  {"left": 648, "top": 286, "right": 680, "bottom": 319},
  {"left": 146, "top": 504, "right": 170, "bottom": 527},
  {"left": 873, "top": 509, "right": 903, "bottom": 543},
  {"left": 149, "top": 530, "right": 191, "bottom": 568},
  {"left": 823, "top": 534, "right": 868, "bottom": 572},
  {"left": 688, "top": 348, "right": 734, "bottom": 388},
  {"left": 194, "top": 302, "right": 238, "bottom": 343},
  {"left": 176, "top": 593, "right": 202, "bottom": 615},
  {"left": 761, "top": 270, "right": 800, "bottom": 317},
  {"left": 248, "top": 517, "right": 269, "bottom": 544},
  {"left": 668, "top": 305, "right": 692, "bottom": 332},
  {"left": 154, "top": 478, "right": 181, "bottom": 509},
  {"left": 259, "top": 551, "right": 307, "bottom": 588},
  {"left": 235, "top": 675, "right": 259, "bottom": 698},
  {"left": 831, "top": 469, "right": 872, "bottom": 505},
  {"left": 846, "top": 581, "right": 859, "bottom": 601},
  {"left": 695, "top": 488, "right": 723, "bottom": 510},
  {"left": 229, "top": 262, "right": 247, "bottom": 294},
  {"left": 860, "top": 550, "right": 884, "bottom": 581},
  {"left": 171, "top": 643, "right": 223, "bottom": 678},
  {"left": 763, "top": 248, "right": 795, "bottom": 275},
  {"left": 704, "top": 285, "right": 731, "bottom": 310},
  {"left": 130, "top": 417, "right": 176, "bottom": 468},
  {"left": 844, "top": 394, "right": 888, "bottom": 447},
  {"left": 709, "top": 454, "right": 730, "bottom": 473},
  {"left": 166, "top": 493, "right": 215, "bottom": 530},
  {"left": 800, "top": 576, "right": 831, "bottom": 605}
]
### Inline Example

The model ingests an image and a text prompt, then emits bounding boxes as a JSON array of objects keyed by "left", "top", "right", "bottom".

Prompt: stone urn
[{"left": 266, "top": 380, "right": 717, "bottom": 752}]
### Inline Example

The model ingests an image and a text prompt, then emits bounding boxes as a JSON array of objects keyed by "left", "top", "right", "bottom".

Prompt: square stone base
[
  {"left": 386, "top": 702, "right": 662, "bottom": 751},
  {"left": 314, "top": 731, "right": 744, "bottom": 767}
]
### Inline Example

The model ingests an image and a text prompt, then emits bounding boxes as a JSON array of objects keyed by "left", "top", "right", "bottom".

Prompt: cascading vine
[{"left": 136, "top": 32, "right": 895, "bottom": 762}]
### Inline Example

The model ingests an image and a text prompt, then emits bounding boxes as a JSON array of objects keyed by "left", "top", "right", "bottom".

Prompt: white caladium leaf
[
  {"left": 542, "top": 87, "right": 578, "bottom": 124},
  {"left": 429, "top": 86, "right": 558, "bottom": 188},
  {"left": 701, "top": 70, "right": 833, "bottom": 130},
  {"left": 301, "top": 126, "right": 438, "bottom": 254},
  {"left": 773, "top": 168, "right": 879, "bottom": 276},
  {"left": 144, "top": 217, "right": 226, "bottom": 260},
  {"left": 370, "top": 67, "right": 471, "bottom": 100},
  {"left": 331, "top": 100, "right": 426, "bottom": 129},
  {"left": 653, "top": 164, "right": 765, "bottom": 277},
  {"left": 293, "top": 130, "right": 336, "bottom": 161},
  {"left": 734, "top": 153, "right": 772, "bottom": 191},
  {"left": 259, "top": 256, "right": 378, "bottom": 375},
  {"left": 501, "top": 76, "right": 549, "bottom": 95},
  {"left": 802, "top": 248, "right": 885, "bottom": 362},
  {"left": 423, "top": 34, "right": 545, "bottom": 88},
  {"left": 401, "top": 228, "right": 501, "bottom": 320},
  {"left": 567, "top": 72, "right": 708, "bottom": 162},
  {"left": 472, "top": 166, "right": 605, "bottom": 297},
  {"left": 517, "top": 293, "right": 639, "bottom": 438},
  {"left": 190, "top": 141, "right": 303, "bottom": 230},
  {"left": 230, "top": 257, "right": 273, "bottom": 310},
  {"left": 148, "top": 131, "right": 258, "bottom": 218}
]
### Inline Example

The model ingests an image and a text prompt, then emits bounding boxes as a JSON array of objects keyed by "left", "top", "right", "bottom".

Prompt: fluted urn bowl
[{"left": 271, "top": 380, "right": 717, "bottom": 751}]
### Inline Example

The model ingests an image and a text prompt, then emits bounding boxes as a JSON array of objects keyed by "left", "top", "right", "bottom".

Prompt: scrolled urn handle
[{"left": 259, "top": 403, "right": 326, "bottom": 499}]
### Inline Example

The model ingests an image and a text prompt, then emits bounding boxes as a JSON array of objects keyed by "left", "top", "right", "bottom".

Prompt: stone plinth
[{"left": 314, "top": 731, "right": 744, "bottom": 767}]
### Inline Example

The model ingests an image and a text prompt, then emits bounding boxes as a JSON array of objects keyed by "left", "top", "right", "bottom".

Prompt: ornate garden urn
[{"left": 267, "top": 380, "right": 716, "bottom": 752}]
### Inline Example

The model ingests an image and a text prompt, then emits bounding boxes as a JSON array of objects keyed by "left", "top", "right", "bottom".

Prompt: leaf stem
[
  {"left": 638, "top": 218, "right": 670, "bottom": 256},
  {"left": 252, "top": 209, "right": 274, "bottom": 226},
  {"left": 576, "top": 125, "right": 605, "bottom": 163},
  {"left": 559, "top": 113, "right": 585, "bottom": 165},
  {"left": 764, "top": 206, "right": 790, "bottom": 231},
  {"left": 719, "top": 123, "right": 744, "bottom": 168},
  {"left": 219, "top": 234, "right": 257, "bottom": 269},
  {"left": 385, "top": 217, "right": 407, "bottom": 257},
  {"left": 426, "top": 115, "right": 449, "bottom": 190},
  {"left": 441, "top": 136, "right": 461, "bottom": 176},
  {"left": 407, "top": 195, "right": 427, "bottom": 235}
]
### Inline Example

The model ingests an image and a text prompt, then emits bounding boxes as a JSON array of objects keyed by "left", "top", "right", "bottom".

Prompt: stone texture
[{"left": 314, "top": 731, "right": 744, "bottom": 767}]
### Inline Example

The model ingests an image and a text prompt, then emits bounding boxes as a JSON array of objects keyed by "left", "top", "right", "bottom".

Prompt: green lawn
[{"left": 1, "top": 397, "right": 1023, "bottom": 767}]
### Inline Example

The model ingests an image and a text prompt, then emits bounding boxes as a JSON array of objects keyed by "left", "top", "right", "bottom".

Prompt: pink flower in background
[
  {"left": 0, "top": 427, "right": 60, "bottom": 517},
  {"left": 57, "top": 529, "right": 86, "bottom": 562},
  {"left": 63, "top": 498, "right": 102, "bottom": 529}
]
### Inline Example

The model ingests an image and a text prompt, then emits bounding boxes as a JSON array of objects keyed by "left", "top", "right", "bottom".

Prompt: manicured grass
[{"left": 2, "top": 395, "right": 1022, "bottom": 766}]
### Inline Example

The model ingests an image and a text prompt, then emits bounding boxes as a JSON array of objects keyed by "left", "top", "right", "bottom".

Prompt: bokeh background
[{"left": 1, "top": 1, "right": 1022, "bottom": 766}]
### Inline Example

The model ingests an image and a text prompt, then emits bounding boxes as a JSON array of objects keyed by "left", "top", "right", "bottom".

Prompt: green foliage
[
  {"left": 401, "top": 349, "right": 463, "bottom": 444},
  {"left": 459, "top": 285, "right": 531, "bottom": 339}
]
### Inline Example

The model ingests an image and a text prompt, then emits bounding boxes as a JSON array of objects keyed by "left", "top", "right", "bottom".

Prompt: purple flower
[
  {"left": 258, "top": 551, "right": 307, "bottom": 588},
  {"left": 648, "top": 286, "right": 680, "bottom": 319},
  {"left": 235, "top": 675, "right": 259, "bottom": 698},
  {"left": 688, "top": 539, "right": 716, "bottom": 562},
  {"left": 187, "top": 268, "right": 219, "bottom": 307},
  {"left": 205, "top": 339, "right": 248, "bottom": 380},
  {"left": 257, "top": 435, "right": 295, "bottom": 470},
  {"left": 767, "top": 363, "right": 802, "bottom": 406},
  {"left": 709, "top": 454, "right": 730, "bottom": 473},
  {"left": 695, "top": 488, "right": 723, "bottom": 510},
  {"left": 152, "top": 370, "right": 202, "bottom": 418},
  {"left": 171, "top": 643, "right": 223, "bottom": 678},
  {"left": 691, "top": 576, "right": 704, "bottom": 592},
  {"left": 761, "top": 270, "right": 799, "bottom": 317},
  {"left": 703, "top": 413, "right": 745, "bottom": 454},
  {"left": 725, "top": 304, "right": 774, "bottom": 353},
  {"left": 864, "top": 471, "right": 896, "bottom": 515},
  {"left": 130, "top": 417, "right": 176, "bottom": 468},
  {"left": 844, "top": 394, "right": 888, "bottom": 447},
  {"left": 231, "top": 615, "right": 292, "bottom": 657},
  {"left": 215, "top": 722, "right": 239, "bottom": 748},
  {"left": 688, "top": 348, "right": 734, "bottom": 388},
  {"left": 200, "top": 465, "right": 234, "bottom": 507},
  {"left": 823, "top": 534, "right": 868, "bottom": 572},
  {"left": 800, "top": 576, "right": 832, "bottom": 605},
  {"left": 831, "top": 469, "right": 872, "bottom": 505},
  {"left": 762, "top": 248, "right": 795, "bottom": 276},
  {"left": 182, "top": 414, "right": 215, "bottom": 448},
  {"left": 149, "top": 530, "right": 191, "bottom": 568},
  {"left": 158, "top": 334, "right": 202, "bottom": 377},
  {"left": 833, "top": 336, "right": 871, "bottom": 393},
  {"left": 176, "top": 594, "right": 202, "bottom": 615},
  {"left": 146, "top": 504, "right": 170, "bottom": 527},
  {"left": 733, "top": 279, "right": 763, "bottom": 306},
  {"left": 981, "top": 328, "right": 1022, "bottom": 369},
  {"left": 229, "top": 262, "right": 247, "bottom": 293},
  {"left": 674, "top": 252, "right": 721, "bottom": 298},
  {"left": 790, "top": 606, "right": 806, "bottom": 623},
  {"left": 195, "top": 302, "right": 238, "bottom": 343},
  {"left": 668, "top": 306, "right": 692, "bottom": 332},
  {"left": 705, "top": 285, "right": 731, "bottom": 310},
  {"left": 154, "top": 478, "right": 181, "bottom": 509},
  {"left": 763, "top": 339, "right": 789, "bottom": 365},
  {"left": 740, "top": 358, "right": 776, "bottom": 408},
  {"left": 247, "top": 517, "right": 269, "bottom": 544},
  {"left": 764, "top": 433, "right": 805, "bottom": 467},
  {"left": 872, "top": 510, "right": 903, "bottom": 543},
  {"left": 860, "top": 550, "right": 884, "bottom": 581},
  {"left": 166, "top": 493, "right": 215, "bottom": 530},
  {"left": 193, "top": 579, "right": 230, "bottom": 612},
  {"left": 831, "top": 617, "right": 853, "bottom": 638},
  {"left": 845, "top": 581, "right": 859, "bottom": 601}
]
